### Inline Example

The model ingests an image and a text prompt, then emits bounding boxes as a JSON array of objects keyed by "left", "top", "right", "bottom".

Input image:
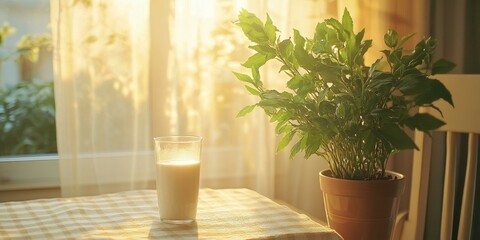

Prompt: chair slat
[
  {"left": 441, "top": 132, "right": 457, "bottom": 240},
  {"left": 458, "top": 133, "right": 478, "bottom": 239}
]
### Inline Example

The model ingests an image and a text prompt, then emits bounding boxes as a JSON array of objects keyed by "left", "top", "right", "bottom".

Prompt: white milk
[{"left": 156, "top": 159, "right": 200, "bottom": 222}]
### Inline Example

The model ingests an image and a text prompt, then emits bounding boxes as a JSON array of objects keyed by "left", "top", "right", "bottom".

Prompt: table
[{"left": 0, "top": 188, "right": 342, "bottom": 239}]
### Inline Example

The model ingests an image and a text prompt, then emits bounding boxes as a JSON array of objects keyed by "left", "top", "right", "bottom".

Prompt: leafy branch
[{"left": 234, "top": 8, "right": 455, "bottom": 180}]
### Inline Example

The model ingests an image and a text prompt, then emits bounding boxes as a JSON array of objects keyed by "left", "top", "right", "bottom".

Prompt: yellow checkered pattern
[{"left": 0, "top": 188, "right": 341, "bottom": 239}]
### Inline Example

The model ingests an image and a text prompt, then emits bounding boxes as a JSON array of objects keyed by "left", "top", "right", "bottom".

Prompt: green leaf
[
  {"left": 273, "top": 109, "right": 292, "bottom": 122},
  {"left": 304, "top": 132, "right": 322, "bottom": 159},
  {"left": 345, "top": 34, "right": 357, "bottom": 64},
  {"left": 245, "top": 85, "right": 261, "bottom": 95},
  {"left": 404, "top": 41, "right": 428, "bottom": 67},
  {"left": 432, "top": 79, "right": 455, "bottom": 107},
  {"left": 335, "top": 103, "right": 346, "bottom": 118},
  {"left": 358, "top": 39, "right": 372, "bottom": 59},
  {"left": 318, "top": 101, "right": 336, "bottom": 115},
  {"left": 379, "top": 123, "right": 418, "bottom": 150},
  {"left": 294, "top": 45, "right": 315, "bottom": 70},
  {"left": 356, "top": 28, "right": 365, "bottom": 43},
  {"left": 341, "top": 8, "right": 353, "bottom": 32},
  {"left": 368, "top": 58, "right": 382, "bottom": 78},
  {"left": 258, "top": 99, "right": 282, "bottom": 108},
  {"left": 384, "top": 29, "right": 398, "bottom": 48},
  {"left": 237, "top": 9, "right": 269, "bottom": 44},
  {"left": 314, "top": 22, "right": 328, "bottom": 41},
  {"left": 289, "top": 138, "right": 304, "bottom": 159},
  {"left": 287, "top": 75, "right": 303, "bottom": 90},
  {"left": 262, "top": 89, "right": 288, "bottom": 100},
  {"left": 381, "top": 49, "right": 391, "bottom": 59},
  {"left": 276, "top": 122, "right": 293, "bottom": 134},
  {"left": 277, "top": 130, "right": 295, "bottom": 152},
  {"left": 388, "top": 48, "right": 402, "bottom": 66},
  {"left": 325, "top": 18, "right": 343, "bottom": 32},
  {"left": 397, "top": 75, "right": 428, "bottom": 95},
  {"left": 397, "top": 32, "right": 416, "bottom": 48},
  {"left": 242, "top": 53, "right": 268, "bottom": 68},
  {"left": 431, "top": 59, "right": 456, "bottom": 75},
  {"left": 311, "top": 41, "right": 327, "bottom": 54},
  {"left": 237, "top": 104, "right": 256, "bottom": 117},
  {"left": 278, "top": 39, "right": 293, "bottom": 58},
  {"left": 279, "top": 64, "right": 291, "bottom": 73},
  {"left": 249, "top": 45, "right": 276, "bottom": 55},
  {"left": 264, "top": 14, "right": 277, "bottom": 43},
  {"left": 362, "top": 129, "right": 376, "bottom": 153},
  {"left": 293, "top": 29, "right": 305, "bottom": 47},
  {"left": 251, "top": 66, "right": 260, "bottom": 82},
  {"left": 415, "top": 79, "right": 454, "bottom": 107},
  {"left": 233, "top": 71, "right": 254, "bottom": 84},
  {"left": 404, "top": 113, "right": 445, "bottom": 131}
]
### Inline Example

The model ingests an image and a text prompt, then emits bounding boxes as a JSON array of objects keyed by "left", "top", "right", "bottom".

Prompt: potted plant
[{"left": 234, "top": 8, "right": 455, "bottom": 240}]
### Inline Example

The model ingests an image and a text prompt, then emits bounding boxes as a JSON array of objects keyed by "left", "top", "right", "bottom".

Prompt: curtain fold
[
  {"left": 430, "top": 0, "right": 480, "bottom": 74},
  {"left": 151, "top": 0, "right": 277, "bottom": 197},
  {"left": 51, "top": 0, "right": 153, "bottom": 197}
]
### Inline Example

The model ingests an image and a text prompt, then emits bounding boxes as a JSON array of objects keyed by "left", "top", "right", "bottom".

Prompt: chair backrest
[{"left": 397, "top": 74, "right": 480, "bottom": 240}]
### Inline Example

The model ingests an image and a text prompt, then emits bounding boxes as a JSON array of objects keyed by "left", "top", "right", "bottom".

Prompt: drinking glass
[{"left": 153, "top": 136, "right": 202, "bottom": 224}]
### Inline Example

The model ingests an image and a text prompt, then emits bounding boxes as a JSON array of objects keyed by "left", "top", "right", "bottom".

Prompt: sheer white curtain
[{"left": 50, "top": 0, "right": 283, "bottom": 198}]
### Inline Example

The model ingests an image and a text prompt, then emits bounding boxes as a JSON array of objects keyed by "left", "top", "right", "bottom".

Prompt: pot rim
[
  {"left": 319, "top": 169, "right": 406, "bottom": 197},
  {"left": 319, "top": 169, "right": 404, "bottom": 182}
]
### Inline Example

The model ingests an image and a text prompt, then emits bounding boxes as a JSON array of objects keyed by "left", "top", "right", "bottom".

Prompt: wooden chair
[{"left": 395, "top": 74, "right": 480, "bottom": 240}]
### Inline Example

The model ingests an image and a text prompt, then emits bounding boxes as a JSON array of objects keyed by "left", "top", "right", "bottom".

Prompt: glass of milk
[{"left": 153, "top": 136, "right": 202, "bottom": 224}]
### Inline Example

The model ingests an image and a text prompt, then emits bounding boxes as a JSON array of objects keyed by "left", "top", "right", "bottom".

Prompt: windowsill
[
  {"left": 0, "top": 153, "right": 59, "bottom": 162},
  {"left": 0, "top": 149, "right": 259, "bottom": 192},
  {"left": 0, "top": 179, "right": 59, "bottom": 191},
  {"left": 0, "top": 154, "right": 60, "bottom": 191}
]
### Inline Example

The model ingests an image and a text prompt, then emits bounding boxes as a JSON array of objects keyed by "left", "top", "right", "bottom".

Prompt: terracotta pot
[{"left": 319, "top": 169, "right": 405, "bottom": 240}]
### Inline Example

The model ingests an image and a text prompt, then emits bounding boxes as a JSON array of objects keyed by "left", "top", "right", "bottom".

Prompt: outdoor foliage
[
  {"left": 0, "top": 21, "right": 55, "bottom": 156},
  {"left": 234, "top": 8, "right": 455, "bottom": 180},
  {"left": 0, "top": 81, "right": 56, "bottom": 155}
]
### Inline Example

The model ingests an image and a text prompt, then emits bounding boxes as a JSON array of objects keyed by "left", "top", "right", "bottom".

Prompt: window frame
[{"left": 0, "top": 0, "right": 57, "bottom": 193}]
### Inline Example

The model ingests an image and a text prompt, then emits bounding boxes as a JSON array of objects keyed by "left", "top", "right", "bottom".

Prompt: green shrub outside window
[
  {"left": 0, "top": 81, "right": 56, "bottom": 155},
  {"left": 0, "top": 22, "right": 56, "bottom": 156}
]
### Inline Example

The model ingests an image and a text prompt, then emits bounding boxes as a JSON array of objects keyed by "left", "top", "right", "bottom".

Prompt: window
[{"left": 0, "top": 0, "right": 58, "bottom": 191}]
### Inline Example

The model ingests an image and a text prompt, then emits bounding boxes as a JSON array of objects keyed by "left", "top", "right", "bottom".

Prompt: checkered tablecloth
[{"left": 0, "top": 188, "right": 341, "bottom": 239}]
